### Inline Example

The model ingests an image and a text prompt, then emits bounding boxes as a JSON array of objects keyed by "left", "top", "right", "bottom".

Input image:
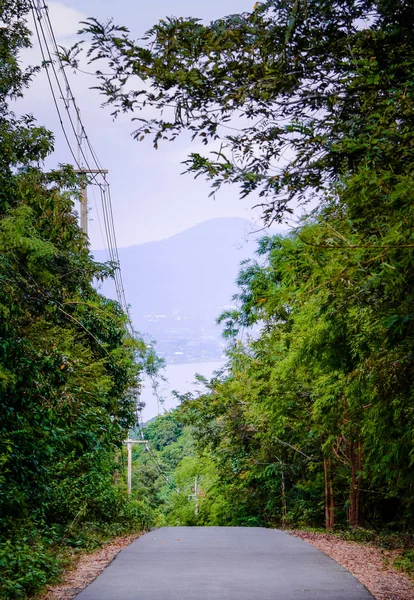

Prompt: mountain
[{"left": 93, "top": 218, "right": 275, "bottom": 362}]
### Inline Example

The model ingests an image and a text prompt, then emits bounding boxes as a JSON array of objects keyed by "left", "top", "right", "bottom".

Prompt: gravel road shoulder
[
  {"left": 291, "top": 530, "right": 414, "bottom": 600},
  {"left": 39, "top": 528, "right": 413, "bottom": 600},
  {"left": 38, "top": 533, "right": 143, "bottom": 600}
]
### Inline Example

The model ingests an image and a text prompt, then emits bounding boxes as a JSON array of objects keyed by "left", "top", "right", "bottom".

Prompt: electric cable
[
  {"left": 136, "top": 416, "right": 176, "bottom": 489},
  {"left": 32, "top": 0, "right": 132, "bottom": 327},
  {"left": 37, "top": 1, "right": 136, "bottom": 316},
  {"left": 89, "top": 175, "right": 109, "bottom": 260},
  {"left": 39, "top": 1, "right": 113, "bottom": 180},
  {"left": 31, "top": 0, "right": 154, "bottom": 437},
  {"left": 30, "top": 5, "right": 81, "bottom": 170},
  {"left": 3, "top": 254, "right": 120, "bottom": 363},
  {"left": 31, "top": 2, "right": 100, "bottom": 177}
]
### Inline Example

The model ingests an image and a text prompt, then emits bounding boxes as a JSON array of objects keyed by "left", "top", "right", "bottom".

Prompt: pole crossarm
[{"left": 73, "top": 169, "right": 109, "bottom": 174}]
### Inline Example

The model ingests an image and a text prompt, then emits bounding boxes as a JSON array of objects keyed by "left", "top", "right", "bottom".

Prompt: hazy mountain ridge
[{"left": 93, "top": 218, "right": 274, "bottom": 362}]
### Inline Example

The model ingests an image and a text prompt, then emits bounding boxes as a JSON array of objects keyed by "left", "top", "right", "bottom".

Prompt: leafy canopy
[{"left": 69, "top": 0, "right": 414, "bottom": 223}]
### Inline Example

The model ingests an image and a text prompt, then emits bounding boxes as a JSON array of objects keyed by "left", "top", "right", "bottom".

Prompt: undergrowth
[
  {"left": 0, "top": 499, "right": 154, "bottom": 600},
  {"left": 291, "top": 526, "right": 414, "bottom": 579},
  {"left": 339, "top": 528, "right": 414, "bottom": 580}
]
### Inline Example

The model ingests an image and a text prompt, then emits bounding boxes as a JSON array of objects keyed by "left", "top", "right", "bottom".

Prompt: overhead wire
[
  {"left": 2, "top": 254, "right": 118, "bottom": 363},
  {"left": 136, "top": 414, "right": 176, "bottom": 489},
  {"left": 38, "top": 0, "right": 108, "bottom": 178},
  {"left": 29, "top": 4, "right": 81, "bottom": 170},
  {"left": 31, "top": 0, "right": 132, "bottom": 326},
  {"left": 40, "top": 4, "right": 106, "bottom": 173},
  {"left": 31, "top": 2, "right": 97, "bottom": 175},
  {"left": 106, "top": 183, "right": 131, "bottom": 323},
  {"left": 31, "top": 0, "right": 162, "bottom": 465},
  {"left": 32, "top": 3, "right": 113, "bottom": 210},
  {"left": 89, "top": 173, "right": 109, "bottom": 261}
]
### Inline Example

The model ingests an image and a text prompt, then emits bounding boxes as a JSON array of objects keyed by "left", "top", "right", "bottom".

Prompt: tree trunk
[
  {"left": 356, "top": 439, "right": 362, "bottom": 525},
  {"left": 348, "top": 441, "right": 362, "bottom": 527},
  {"left": 324, "top": 457, "right": 335, "bottom": 530},
  {"left": 281, "top": 466, "right": 287, "bottom": 526},
  {"left": 324, "top": 457, "right": 329, "bottom": 529},
  {"left": 328, "top": 458, "right": 335, "bottom": 529}
]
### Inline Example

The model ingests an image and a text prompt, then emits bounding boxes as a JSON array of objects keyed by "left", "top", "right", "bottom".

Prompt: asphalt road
[{"left": 75, "top": 526, "right": 373, "bottom": 600}]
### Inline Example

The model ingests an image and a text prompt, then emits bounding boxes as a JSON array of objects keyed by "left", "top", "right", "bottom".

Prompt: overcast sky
[{"left": 19, "top": 0, "right": 268, "bottom": 250}]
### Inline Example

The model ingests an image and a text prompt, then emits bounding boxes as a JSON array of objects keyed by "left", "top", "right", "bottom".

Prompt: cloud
[{"left": 47, "top": 2, "right": 86, "bottom": 42}]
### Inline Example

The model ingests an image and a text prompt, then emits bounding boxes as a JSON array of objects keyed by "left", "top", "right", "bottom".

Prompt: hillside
[{"left": 94, "top": 218, "right": 274, "bottom": 362}]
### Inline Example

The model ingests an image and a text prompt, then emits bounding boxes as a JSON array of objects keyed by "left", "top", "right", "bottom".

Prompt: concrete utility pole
[
  {"left": 188, "top": 476, "right": 199, "bottom": 515},
  {"left": 123, "top": 438, "right": 147, "bottom": 495},
  {"left": 74, "top": 107, "right": 108, "bottom": 236},
  {"left": 74, "top": 168, "right": 108, "bottom": 236},
  {"left": 195, "top": 476, "right": 199, "bottom": 515},
  {"left": 113, "top": 450, "right": 120, "bottom": 486}
]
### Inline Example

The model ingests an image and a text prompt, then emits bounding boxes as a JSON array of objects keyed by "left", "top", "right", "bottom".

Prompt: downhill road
[{"left": 75, "top": 527, "right": 373, "bottom": 600}]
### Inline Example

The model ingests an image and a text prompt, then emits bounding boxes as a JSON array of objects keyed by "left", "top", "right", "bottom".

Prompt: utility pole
[
  {"left": 188, "top": 475, "right": 199, "bottom": 515},
  {"left": 74, "top": 108, "right": 108, "bottom": 236},
  {"left": 123, "top": 438, "right": 147, "bottom": 495},
  {"left": 113, "top": 450, "right": 120, "bottom": 486},
  {"left": 195, "top": 475, "right": 199, "bottom": 515},
  {"left": 74, "top": 168, "right": 108, "bottom": 236}
]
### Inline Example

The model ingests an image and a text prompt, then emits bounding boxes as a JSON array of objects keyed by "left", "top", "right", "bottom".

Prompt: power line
[
  {"left": 29, "top": 1, "right": 174, "bottom": 500},
  {"left": 31, "top": 4, "right": 159, "bottom": 484},
  {"left": 136, "top": 414, "right": 176, "bottom": 489},
  {"left": 90, "top": 174, "right": 109, "bottom": 258},
  {"left": 36, "top": 0, "right": 107, "bottom": 178},
  {"left": 106, "top": 183, "right": 131, "bottom": 321},
  {"left": 31, "top": 2, "right": 96, "bottom": 175},
  {"left": 2, "top": 254, "right": 118, "bottom": 363},
  {"left": 31, "top": 0, "right": 133, "bottom": 331},
  {"left": 30, "top": 4, "right": 81, "bottom": 169}
]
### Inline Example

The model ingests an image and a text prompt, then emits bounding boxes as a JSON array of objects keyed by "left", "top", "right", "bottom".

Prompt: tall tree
[
  {"left": 64, "top": 0, "right": 413, "bottom": 532},
  {"left": 0, "top": 3, "right": 157, "bottom": 597},
  {"left": 72, "top": 0, "right": 413, "bottom": 221}
]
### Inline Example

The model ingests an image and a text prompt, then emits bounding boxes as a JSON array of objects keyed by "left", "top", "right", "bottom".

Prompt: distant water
[{"left": 140, "top": 361, "right": 225, "bottom": 421}]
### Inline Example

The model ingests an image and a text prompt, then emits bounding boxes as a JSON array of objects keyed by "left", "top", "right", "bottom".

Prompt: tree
[
  {"left": 174, "top": 216, "right": 413, "bottom": 530},
  {"left": 61, "top": 0, "right": 413, "bottom": 532},
  {"left": 0, "top": 3, "right": 157, "bottom": 596},
  {"left": 70, "top": 0, "right": 413, "bottom": 222}
]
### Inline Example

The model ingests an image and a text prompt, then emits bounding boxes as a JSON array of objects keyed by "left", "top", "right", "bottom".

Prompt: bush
[
  {"left": 0, "top": 496, "right": 155, "bottom": 599},
  {"left": 393, "top": 549, "right": 414, "bottom": 578},
  {"left": 0, "top": 533, "right": 64, "bottom": 599}
]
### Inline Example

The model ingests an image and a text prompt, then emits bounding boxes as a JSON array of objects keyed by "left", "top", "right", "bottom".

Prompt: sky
[
  {"left": 17, "top": 0, "right": 281, "bottom": 419},
  {"left": 18, "top": 0, "right": 265, "bottom": 250}
]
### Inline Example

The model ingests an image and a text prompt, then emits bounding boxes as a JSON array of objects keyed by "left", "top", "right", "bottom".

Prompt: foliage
[
  {"left": 2, "top": 0, "right": 408, "bottom": 584},
  {"left": 130, "top": 414, "right": 195, "bottom": 519},
  {"left": 128, "top": 412, "right": 230, "bottom": 527},
  {"left": 393, "top": 549, "right": 414, "bottom": 578},
  {"left": 0, "top": 533, "right": 64, "bottom": 600},
  {"left": 174, "top": 198, "right": 414, "bottom": 529},
  {"left": 72, "top": 0, "right": 413, "bottom": 222},
  {"left": 91, "top": 0, "right": 414, "bottom": 537},
  {"left": 0, "top": 3, "right": 158, "bottom": 597}
]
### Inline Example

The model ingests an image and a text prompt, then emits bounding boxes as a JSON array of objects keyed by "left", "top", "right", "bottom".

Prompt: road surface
[{"left": 75, "top": 526, "right": 373, "bottom": 599}]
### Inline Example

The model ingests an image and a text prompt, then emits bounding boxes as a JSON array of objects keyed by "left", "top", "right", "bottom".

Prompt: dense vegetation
[
  {"left": 0, "top": 2, "right": 156, "bottom": 598},
  {"left": 1, "top": 0, "right": 413, "bottom": 595},
  {"left": 86, "top": 0, "right": 414, "bottom": 534}
]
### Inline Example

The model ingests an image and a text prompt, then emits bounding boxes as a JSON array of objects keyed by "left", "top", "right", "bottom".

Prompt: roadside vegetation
[
  {"left": 96, "top": 0, "right": 413, "bottom": 576},
  {"left": 0, "top": 2, "right": 157, "bottom": 598},
  {"left": 1, "top": 0, "right": 413, "bottom": 597},
  {"left": 132, "top": 408, "right": 414, "bottom": 579}
]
